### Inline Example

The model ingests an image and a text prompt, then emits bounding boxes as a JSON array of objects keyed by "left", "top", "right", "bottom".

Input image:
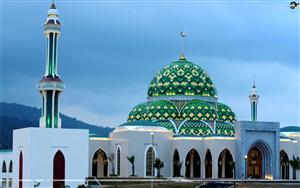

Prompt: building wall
[
  {"left": 13, "top": 127, "right": 89, "bottom": 188},
  {"left": 280, "top": 135, "right": 300, "bottom": 180},
  {"left": 0, "top": 151, "right": 13, "bottom": 188},
  {"left": 235, "top": 121, "right": 280, "bottom": 179},
  {"left": 110, "top": 126, "right": 173, "bottom": 177}
]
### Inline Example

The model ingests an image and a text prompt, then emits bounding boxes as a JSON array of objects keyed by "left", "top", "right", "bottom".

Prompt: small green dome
[
  {"left": 128, "top": 100, "right": 179, "bottom": 122},
  {"left": 215, "top": 121, "right": 235, "bottom": 136},
  {"left": 216, "top": 102, "right": 236, "bottom": 123},
  {"left": 128, "top": 102, "right": 148, "bottom": 122},
  {"left": 144, "top": 100, "right": 178, "bottom": 120},
  {"left": 178, "top": 120, "right": 213, "bottom": 136},
  {"left": 155, "top": 120, "right": 176, "bottom": 134},
  {"left": 181, "top": 100, "right": 217, "bottom": 121},
  {"left": 147, "top": 57, "right": 217, "bottom": 98}
]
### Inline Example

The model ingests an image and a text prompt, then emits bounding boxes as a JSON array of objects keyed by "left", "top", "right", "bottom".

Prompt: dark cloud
[{"left": 2, "top": 2, "right": 299, "bottom": 127}]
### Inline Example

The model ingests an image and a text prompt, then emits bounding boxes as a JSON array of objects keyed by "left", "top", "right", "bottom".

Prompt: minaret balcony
[{"left": 38, "top": 77, "right": 65, "bottom": 91}]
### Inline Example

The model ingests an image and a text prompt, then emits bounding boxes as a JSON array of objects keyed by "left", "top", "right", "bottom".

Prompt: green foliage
[
  {"left": 173, "top": 161, "right": 183, "bottom": 177},
  {"left": 153, "top": 157, "right": 164, "bottom": 178},
  {"left": 289, "top": 155, "right": 300, "bottom": 170},
  {"left": 127, "top": 155, "right": 135, "bottom": 176},
  {"left": 33, "top": 181, "right": 40, "bottom": 187},
  {"left": 77, "top": 184, "right": 91, "bottom": 188}
]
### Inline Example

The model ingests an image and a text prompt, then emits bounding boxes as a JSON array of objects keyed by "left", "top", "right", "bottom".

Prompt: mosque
[{"left": 1, "top": 2, "right": 300, "bottom": 188}]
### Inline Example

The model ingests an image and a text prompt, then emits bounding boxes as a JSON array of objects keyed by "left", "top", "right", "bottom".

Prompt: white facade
[{"left": 12, "top": 127, "right": 89, "bottom": 188}]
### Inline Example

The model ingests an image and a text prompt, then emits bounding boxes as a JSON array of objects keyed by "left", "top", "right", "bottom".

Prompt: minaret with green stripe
[
  {"left": 249, "top": 83, "right": 259, "bottom": 121},
  {"left": 38, "top": 2, "right": 64, "bottom": 128}
]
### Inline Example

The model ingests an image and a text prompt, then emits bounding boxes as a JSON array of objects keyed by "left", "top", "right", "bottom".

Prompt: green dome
[
  {"left": 177, "top": 120, "right": 213, "bottom": 136},
  {"left": 127, "top": 100, "right": 179, "bottom": 122},
  {"left": 128, "top": 102, "right": 148, "bottom": 122},
  {"left": 144, "top": 100, "right": 178, "bottom": 120},
  {"left": 217, "top": 102, "right": 236, "bottom": 123},
  {"left": 181, "top": 100, "right": 217, "bottom": 121},
  {"left": 215, "top": 121, "right": 235, "bottom": 136},
  {"left": 147, "top": 57, "right": 217, "bottom": 98}
]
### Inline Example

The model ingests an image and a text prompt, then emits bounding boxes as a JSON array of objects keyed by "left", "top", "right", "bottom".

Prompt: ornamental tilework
[
  {"left": 181, "top": 100, "right": 217, "bottom": 121},
  {"left": 155, "top": 120, "right": 176, "bottom": 134},
  {"left": 178, "top": 120, "right": 213, "bottom": 136},
  {"left": 215, "top": 121, "right": 235, "bottom": 136},
  {"left": 217, "top": 103, "right": 236, "bottom": 123},
  {"left": 147, "top": 58, "right": 217, "bottom": 98},
  {"left": 128, "top": 102, "right": 148, "bottom": 122}
]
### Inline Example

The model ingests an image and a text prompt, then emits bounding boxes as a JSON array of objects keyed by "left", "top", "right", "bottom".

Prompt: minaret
[
  {"left": 249, "top": 82, "right": 259, "bottom": 121},
  {"left": 37, "top": 2, "right": 64, "bottom": 128}
]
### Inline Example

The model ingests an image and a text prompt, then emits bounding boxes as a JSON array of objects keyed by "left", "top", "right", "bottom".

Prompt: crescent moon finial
[{"left": 180, "top": 31, "right": 187, "bottom": 60}]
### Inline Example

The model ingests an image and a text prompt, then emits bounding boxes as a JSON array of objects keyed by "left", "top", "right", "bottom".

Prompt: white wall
[
  {"left": 13, "top": 127, "right": 89, "bottom": 188},
  {"left": 280, "top": 135, "right": 300, "bottom": 180},
  {"left": 110, "top": 126, "right": 173, "bottom": 177}
]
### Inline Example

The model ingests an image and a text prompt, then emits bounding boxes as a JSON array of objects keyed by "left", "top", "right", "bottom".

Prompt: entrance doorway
[
  {"left": 247, "top": 147, "right": 262, "bottom": 178},
  {"left": 92, "top": 149, "right": 108, "bottom": 177},
  {"left": 53, "top": 150, "right": 65, "bottom": 188}
]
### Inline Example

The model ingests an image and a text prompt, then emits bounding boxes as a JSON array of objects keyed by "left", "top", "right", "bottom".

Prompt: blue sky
[{"left": 1, "top": 1, "right": 299, "bottom": 127}]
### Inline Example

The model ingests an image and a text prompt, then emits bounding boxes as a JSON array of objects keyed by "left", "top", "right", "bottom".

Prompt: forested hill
[{"left": 0, "top": 102, "right": 113, "bottom": 149}]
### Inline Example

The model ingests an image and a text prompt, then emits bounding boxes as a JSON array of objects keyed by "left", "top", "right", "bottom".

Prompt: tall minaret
[
  {"left": 249, "top": 82, "right": 259, "bottom": 121},
  {"left": 37, "top": 2, "right": 64, "bottom": 128}
]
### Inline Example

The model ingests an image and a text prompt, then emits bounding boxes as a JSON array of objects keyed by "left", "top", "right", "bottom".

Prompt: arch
[
  {"left": 185, "top": 148, "right": 201, "bottom": 178},
  {"left": 53, "top": 150, "right": 65, "bottom": 188},
  {"left": 218, "top": 149, "right": 234, "bottom": 178},
  {"left": 116, "top": 145, "right": 121, "bottom": 176},
  {"left": 92, "top": 148, "right": 108, "bottom": 177},
  {"left": 2, "top": 161, "right": 6, "bottom": 173},
  {"left": 205, "top": 149, "right": 212, "bottom": 178},
  {"left": 247, "top": 140, "right": 272, "bottom": 179},
  {"left": 173, "top": 149, "right": 181, "bottom": 177},
  {"left": 9, "top": 160, "right": 12, "bottom": 173},
  {"left": 19, "top": 151, "right": 23, "bottom": 188},
  {"left": 280, "top": 150, "right": 289, "bottom": 179},
  {"left": 145, "top": 145, "right": 157, "bottom": 177}
]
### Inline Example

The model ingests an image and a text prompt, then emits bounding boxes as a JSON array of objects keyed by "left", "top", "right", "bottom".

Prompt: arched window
[
  {"left": 53, "top": 150, "right": 65, "bottom": 188},
  {"left": 280, "top": 150, "right": 289, "bottom": 179},
  {"left": 116, "top": 145, "right": 121, "bottom": 176},
  {"left": 19, "top": 151, "right": 23, "bottom": 188},
  {"left": 173, "top": 149, "right": 180, "bottom": 177},
  {"left": 9, "top": 160, "right": 12, "bottom": 173},
  {"left": 218, "top": 149, "right": 234, "bottom": 178},
  {"left": 2, "top": 161, "right": 7, "bottom": 173},
  {"left": 145, "top": 146, "right": 156, "bottom": 177},
  {"left": 92, "top": 148, "right": 108, "bottom": 177},
  {"left": 205, "top": 149, "right": 212, "bottom": 178},
  {"left": 185, "top": 148, "right": 201, "bottom": 178}
]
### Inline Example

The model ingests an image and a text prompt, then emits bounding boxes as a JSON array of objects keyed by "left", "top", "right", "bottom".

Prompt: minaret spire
[
  {"left": 249, "top": 79, "right": 259, "bottom": 121},
  {"left": 37, "top": 2, "right": 64, "bottom": 128}
]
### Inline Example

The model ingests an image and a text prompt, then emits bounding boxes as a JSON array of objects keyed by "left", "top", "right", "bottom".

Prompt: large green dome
[
  {"left": 147, "top": 56, "right": 217, "bottom": 99},
  {"left": 126, "top": 55, "right": 237, "bottom": 137}
]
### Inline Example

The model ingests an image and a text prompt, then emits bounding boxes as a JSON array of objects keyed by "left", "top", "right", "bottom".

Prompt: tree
[
  {"left": 173, "top": 161, "right": 183, "bottom": 177},
  {"left": 290, "top": 155, "right": 300, "bottom": 169},
  {"left": 127, "top": 155, "right": 135, "bottom": 176},
  {"left": 290, "top": 155, "right": 300, "bottom": 179},
  {"left": 108, "top": 153, "right": 116, "bottom": 176},
  {"left": 153, "top": 157, "right": 164, "bottom": 178}
]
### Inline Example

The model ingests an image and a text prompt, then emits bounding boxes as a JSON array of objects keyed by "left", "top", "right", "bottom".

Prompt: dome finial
[
  {"left": 50, "top": 0, "right": 56, "bottom": 9},
  {"left": 180, "top": 31, "right": 186, "bottom": 60}
]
